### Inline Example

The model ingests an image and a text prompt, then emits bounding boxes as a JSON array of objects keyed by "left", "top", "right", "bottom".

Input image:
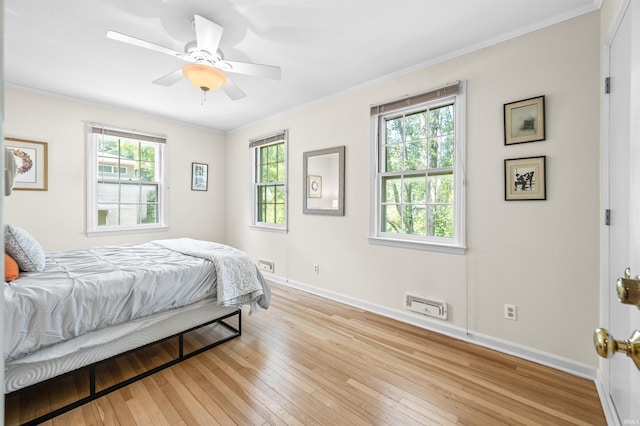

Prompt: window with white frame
[
  {"left": 370, "top": 82, "right": 466, "bottom": 253},
  {"left": 87, "top": 123, "right": 168, "bottom": 234},
  {"left": 250, "top": 130, "right": 287, "bottom": 230}
]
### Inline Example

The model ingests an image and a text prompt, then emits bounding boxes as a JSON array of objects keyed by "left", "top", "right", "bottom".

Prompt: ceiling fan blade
[
  {"left": 222, "top": 78, "right": 246, "bottom": 100},
  {"left": 152, "top": 69, "right": 183, "bottom": 86},
  {"left": 219, "top": 61, "right": 281, "bottom": 80},
  {"left": 107, "top": 30, "right": 187, "bottom": 60},
  {"left": 193, "top": 15, "right": 224, "bottom": 56}
]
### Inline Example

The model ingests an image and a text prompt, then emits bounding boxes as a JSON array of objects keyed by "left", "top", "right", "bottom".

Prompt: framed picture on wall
[
  {"left": 504, "top": 156, "right": 546, "bottom": 201},
  {"left": 5, "top": 138, "right": 49, "bottom": 191},
  {"left": 308, "top": 175, "right": 322, "bottom": 198},
  {"left": 191, "top": 162, "right": 208, "bottom": 191},
  {"left": 504, "top": 95, "right": 545, "bottom": 145}
]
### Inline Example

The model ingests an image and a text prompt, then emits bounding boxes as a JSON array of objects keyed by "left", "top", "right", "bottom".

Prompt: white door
[{"left": 603, "top": 0, "right": 640, "bottom": 423}]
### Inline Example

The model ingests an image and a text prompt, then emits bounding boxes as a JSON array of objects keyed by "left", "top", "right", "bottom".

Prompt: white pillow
[{"left": 4, "top": 225, "right": 46, "bottom": 272}]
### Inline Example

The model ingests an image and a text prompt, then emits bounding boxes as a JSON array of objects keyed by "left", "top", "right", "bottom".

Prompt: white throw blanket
[{"left": 152, "top": 238, "right": 269, "bottom": 313}]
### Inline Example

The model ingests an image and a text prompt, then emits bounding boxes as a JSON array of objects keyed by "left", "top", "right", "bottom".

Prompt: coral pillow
[{"left": 5, "top": 254, "right": 19, "bottom": 281}]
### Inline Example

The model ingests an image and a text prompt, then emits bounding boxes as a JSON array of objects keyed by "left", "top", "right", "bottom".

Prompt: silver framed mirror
[{"left": 303, "top": 146, "right": 345, "bottom": 216}]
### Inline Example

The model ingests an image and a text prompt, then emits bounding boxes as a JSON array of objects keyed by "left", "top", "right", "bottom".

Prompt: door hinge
[
  {"left": 606, "top": 209, "right": 611, "bottom": 226},
  {"left": 605, "top": 77, "right": 611, "bottom": 94}
]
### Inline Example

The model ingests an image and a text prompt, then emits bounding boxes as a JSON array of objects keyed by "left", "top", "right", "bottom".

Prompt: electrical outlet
[
  {"left": 313, "top": 264, "right": 319, "bottom": 274},
  {"left": 504, "top": 304, "right": 517, "bottom": 321}
]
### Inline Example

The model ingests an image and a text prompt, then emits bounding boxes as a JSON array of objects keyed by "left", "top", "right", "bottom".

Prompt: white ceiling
[{"left": 4, "top": 0, "right": 599, "bottom": 132}]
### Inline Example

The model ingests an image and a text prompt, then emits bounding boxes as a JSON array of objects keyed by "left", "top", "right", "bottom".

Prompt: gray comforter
[{"left": 4, "top": 239, "right": 269, "bottom": 361}]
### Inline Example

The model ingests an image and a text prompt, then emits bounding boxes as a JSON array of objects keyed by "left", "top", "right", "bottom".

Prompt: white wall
[
  {"left": 226, "top": 11, "right": 601, "bottom": 367},
  {"left": 4, "top": 87, "right": 227, "bottom": 251}
]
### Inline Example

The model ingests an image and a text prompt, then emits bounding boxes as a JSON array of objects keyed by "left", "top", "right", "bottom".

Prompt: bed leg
[{"left": 90, "top": 365, "right": 96, "bottom": 396}]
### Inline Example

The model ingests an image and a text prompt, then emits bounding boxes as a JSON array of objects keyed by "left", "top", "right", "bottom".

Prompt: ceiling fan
[{"left": 106, "top": 15, "right": 281, "bottom": 100}]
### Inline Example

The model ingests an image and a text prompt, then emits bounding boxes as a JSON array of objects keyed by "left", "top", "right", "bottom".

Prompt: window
[
  {"left": 370, "top": 82, "right": 466, "bottom": 253},
  {"left": 250, "top": 130, "right": 287, "bottom": 230},
  {"left": 87, "top": 123, "right": 168, "bottom": 235}
]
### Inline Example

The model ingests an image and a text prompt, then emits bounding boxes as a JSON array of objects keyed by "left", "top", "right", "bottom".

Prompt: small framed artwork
[
  {"left": 308, "top": 175, "right": 322, "bottom": 198},
  {"left": 504, "top": 156, "right": 546, "bottom": 201},
  {"left": 5, "top": 137, "right": 48, "bottom": 190},
  {"left": 191, "top": 162, "right": 208, "bottom": 191},
  {"left": 504, "top": 95, "right": 545, "bottom": 145}
]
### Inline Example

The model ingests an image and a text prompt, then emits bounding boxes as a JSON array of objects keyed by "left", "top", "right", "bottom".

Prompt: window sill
[
  {"left": 249, "top": 224, "right": 288, "bottom": 233},
  {"left": 87, "top": 225, "right": 169, "bottom": 237},
  {"left": 368, "top": 236, "right": 466, "bottom": 255}
]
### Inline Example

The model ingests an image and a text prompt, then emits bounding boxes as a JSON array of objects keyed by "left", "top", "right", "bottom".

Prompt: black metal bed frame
[{"left": 7, "top": 308, "right": 242, "bottom": 426}]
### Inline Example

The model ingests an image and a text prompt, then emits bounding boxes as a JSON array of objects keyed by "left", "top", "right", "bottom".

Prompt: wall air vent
[{"left": 405, "top": 294, "right": 447, "bottom": 320}]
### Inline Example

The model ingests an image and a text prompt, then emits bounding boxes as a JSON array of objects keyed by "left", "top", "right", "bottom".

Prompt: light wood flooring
[{"left": 8, "top": 282, "right": 606, "bottom": 425}]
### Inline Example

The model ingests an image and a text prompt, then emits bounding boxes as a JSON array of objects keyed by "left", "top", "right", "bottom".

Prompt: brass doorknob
[
  {"left": 594, "top": 328, "right": 640, "bottom": 370},
  {"left": 617, "top": 275, "right": 640, "bottom": 307}
]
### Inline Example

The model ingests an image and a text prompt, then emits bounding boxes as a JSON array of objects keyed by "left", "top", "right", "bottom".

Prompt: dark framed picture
[
  {"left": 191, "top": 162, "right": 208, "bottom": 191},
  {"left": 5, "top": 137, "right": 49, "bottom": 191},
  {"left": 504, "top": 95, "right": 545, "bottom": 145},
  {"left": 504, "top": 156, "right": 546, "bottom": 201}
]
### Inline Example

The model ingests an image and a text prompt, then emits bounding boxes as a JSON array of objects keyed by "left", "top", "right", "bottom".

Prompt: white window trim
[
  {"left": 250, "top": 130, "right": 288, "bottom": 232},
  {"left": 369, "top": 82, "right": 466, "bottom": 254},
  {"left": 86, "top": 122, "right": 169, "bottom": 236}
]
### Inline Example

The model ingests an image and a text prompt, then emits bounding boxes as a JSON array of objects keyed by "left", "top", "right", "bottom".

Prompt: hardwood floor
[{"left": 8, "top": 282, "right": 606, "bottom": 425}]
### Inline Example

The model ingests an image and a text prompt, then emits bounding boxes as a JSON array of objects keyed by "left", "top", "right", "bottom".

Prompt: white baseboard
[{"left": 263, "top": 273, "right": 598, "bottom": 380}]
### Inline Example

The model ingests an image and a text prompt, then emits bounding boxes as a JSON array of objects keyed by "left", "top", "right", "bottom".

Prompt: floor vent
[
  {"left": 405, "top": 294, "right": 447, "bottom": 320},
  {"left": 258, "top": 259, "right": 274, "bottom": 273}
]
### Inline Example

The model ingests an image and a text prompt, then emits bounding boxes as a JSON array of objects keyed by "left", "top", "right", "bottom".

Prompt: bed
[{"left": 3, "top": 229, "right": 270, "bottom": 425}]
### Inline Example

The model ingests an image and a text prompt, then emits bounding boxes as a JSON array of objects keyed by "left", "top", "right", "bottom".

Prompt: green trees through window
[
  {"left": 251, "top": 129, "right": 287, "bottom": 228},
  {"left": 256, "top": 142, "right": 285, "bottom": 225},
  {"left": 380, "top": 104, "right": 455, "bottom": 238}
]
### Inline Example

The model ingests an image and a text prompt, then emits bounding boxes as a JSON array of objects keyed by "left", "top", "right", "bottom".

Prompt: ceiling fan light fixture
[{"left": 182, "top": 64, "right": 227, "bottom": 92}]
